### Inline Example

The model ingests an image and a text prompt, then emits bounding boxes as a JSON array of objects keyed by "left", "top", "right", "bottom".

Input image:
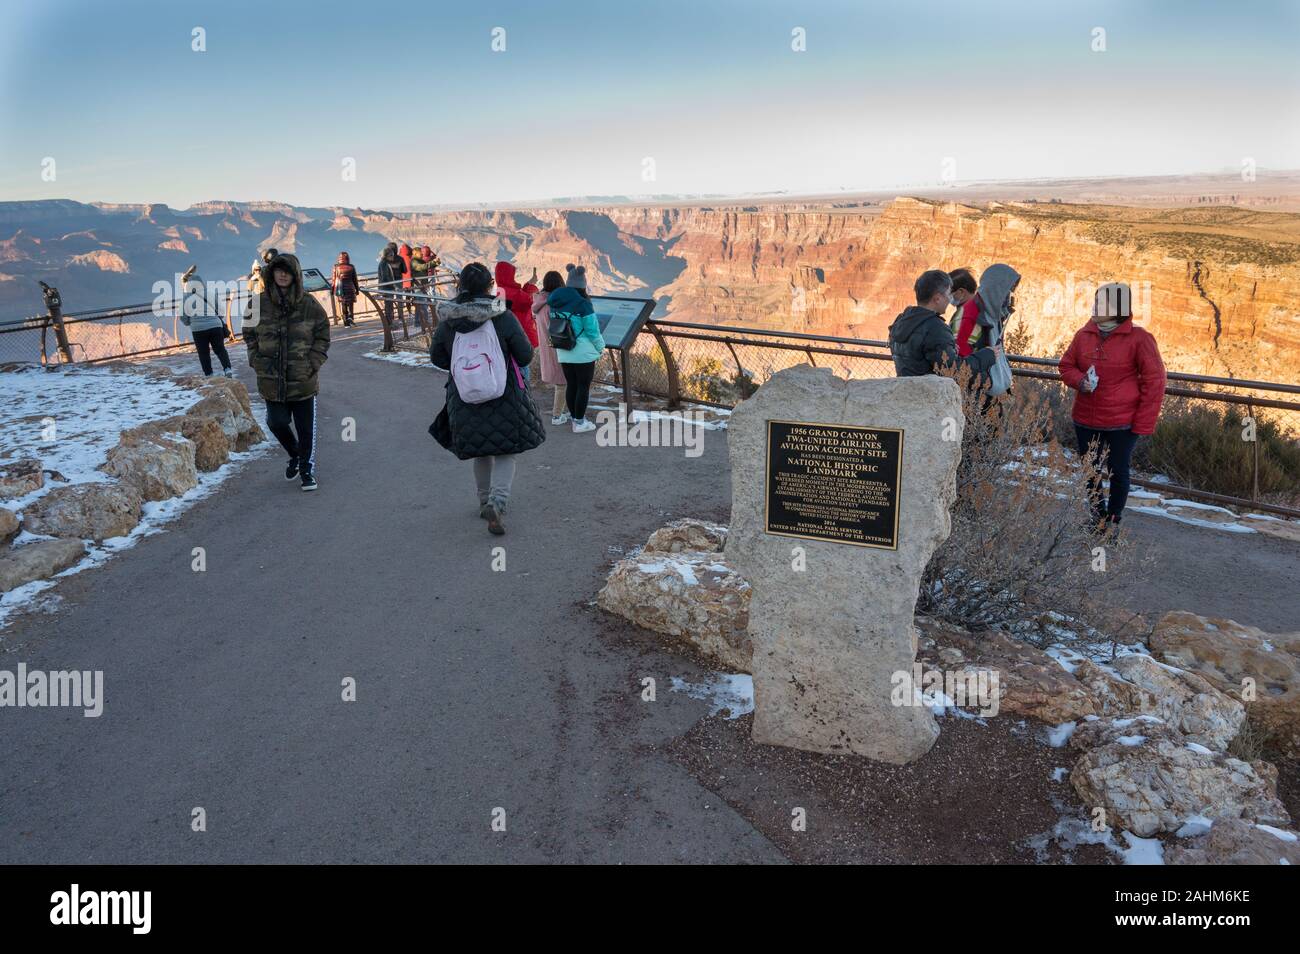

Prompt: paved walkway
[
  {"left": 0, "top": 331, "right": 778, "bottom": 863},
  {"left": 2, "top": 329, "right": 1296, "bottom": 862}
]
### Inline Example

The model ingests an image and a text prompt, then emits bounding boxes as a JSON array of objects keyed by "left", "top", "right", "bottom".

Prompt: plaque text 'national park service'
[{"left": 764, "top": 420, "right": 903, "bottom": 549}]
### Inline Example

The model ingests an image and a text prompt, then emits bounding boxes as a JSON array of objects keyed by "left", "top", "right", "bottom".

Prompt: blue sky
[{"left": 1, "top": 0, "right": 1296, "bottom": 209}]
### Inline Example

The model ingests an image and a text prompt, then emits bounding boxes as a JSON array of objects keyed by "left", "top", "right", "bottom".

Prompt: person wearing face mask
[
  {"left": 1059, "top": 283, "right": 1166, "bottom": 534},
  {"left": 888, "top": 270, "right": 960, "bottom": 376},
  {"left": 947, "top": 267, "right": 984, "bottom": 357}
]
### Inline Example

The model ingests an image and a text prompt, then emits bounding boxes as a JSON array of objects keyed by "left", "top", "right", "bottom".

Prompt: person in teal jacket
[{"left": 548, "top": 264, "right": 605, "bottom": 432}]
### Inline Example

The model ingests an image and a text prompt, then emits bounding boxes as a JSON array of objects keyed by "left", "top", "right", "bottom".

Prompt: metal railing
[
  {"left": 4, "top": 287, "right": 1297, "bottom": 518},
  {"left": 595, "top": 320, "right": 1300, "bottom": 518},
  {"left": 0, "top": 262, "right": 465, "bottom": 365}
]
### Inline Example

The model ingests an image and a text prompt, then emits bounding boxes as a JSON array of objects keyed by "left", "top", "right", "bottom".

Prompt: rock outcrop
[
  {"left": 1164, "top": 817, "right": 1300, "bottom": 865},
  {"left": 23, "top": 482, "right": 143, "bottom": 542},
  {"left": 0, "top": 507, "right": 18, "bottom": 546},
  {"left": 0, "top": 458, "right": 44, "bottom": 500},
  {"left": 101, "top": 432, "right": 198, "bottom": 501},
  {"left": 1150, "top": 611, "right": 1300, "bottom": 757},
  {"left": 643, "top": 519, "right": 728, "bottom": 554},
  {"left": 597, "top": 519, "right": 751, "bottom": 671},
  {"left": 1070, "top": 734, "right": 1289, "bottom": 837},
  {"left": 919, "top": 623, "right": 1099, "bottom": 724},
  {"left": 0, "top": 538, "right": 87, "bottom": 592}
]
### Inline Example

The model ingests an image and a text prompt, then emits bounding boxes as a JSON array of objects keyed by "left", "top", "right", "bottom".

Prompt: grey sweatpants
[{"left": 473, "top": 454, "right": 516, "bottom": 510}]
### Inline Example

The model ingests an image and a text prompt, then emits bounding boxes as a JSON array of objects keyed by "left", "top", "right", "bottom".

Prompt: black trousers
[
  {"left": 193, "top": 327, "right": 231, "bottom": 375},
  {"left": 561, "top": 361, "right": 596, "bottom": 420},
  {"left": 266, "top": 397, "right": 317, "bottom": 469},
  {"left": 338, "top": 298, "right": 355, "bottom": 323},
  {"left": 1074, "top": 425, "right": 1138, "bottom": 521}
]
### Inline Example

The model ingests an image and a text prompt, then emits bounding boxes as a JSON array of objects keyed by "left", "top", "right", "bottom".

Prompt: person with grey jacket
[{"left": 180, "top": 265, "right": 234, "bottom": 377}]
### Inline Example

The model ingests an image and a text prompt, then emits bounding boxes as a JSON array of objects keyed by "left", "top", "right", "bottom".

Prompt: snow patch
[{"left": 669, "top": 673, "right": 754, "bottom": 719}]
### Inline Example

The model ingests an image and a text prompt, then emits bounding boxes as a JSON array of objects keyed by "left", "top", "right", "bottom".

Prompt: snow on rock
[
  {"left": 0, "top": 364, "right": 268, "bottom": 629},
  {"left": 0, "top": 365, "right": 201, "bottom": 509}
]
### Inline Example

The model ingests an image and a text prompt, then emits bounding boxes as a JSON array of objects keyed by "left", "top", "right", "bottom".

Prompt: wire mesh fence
[
  {"left": 596, "top": 320, "right": 1300, "bottom": 516},
  {"left": 4, "top": 289, "right": 1296, "bottom": 516}
]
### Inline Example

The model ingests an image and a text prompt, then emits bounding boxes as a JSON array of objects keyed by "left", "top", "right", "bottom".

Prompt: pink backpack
[{"left": 450, "top": 321, "right": 508, "bottom": 403}]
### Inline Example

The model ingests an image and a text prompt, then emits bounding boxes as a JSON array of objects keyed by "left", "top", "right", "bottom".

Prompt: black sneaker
[
  {"left": 285, "top": 457, "right": 299, "bottom": 481},
  {"left": 485, "top": 503, "right": 505, "bottom": 535},
  {"left": 300, "top": 467, "right": 318, "bottom": 492},
  {"left": 478, "top": 503, "right": 490, "bottom": 519}
]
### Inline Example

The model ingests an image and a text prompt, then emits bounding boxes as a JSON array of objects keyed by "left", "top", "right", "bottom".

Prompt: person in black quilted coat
[{"left": 429, "top": 262, "right": 544, "bottom": 535}]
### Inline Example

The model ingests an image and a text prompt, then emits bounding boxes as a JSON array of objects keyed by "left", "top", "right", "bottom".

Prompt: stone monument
[{"left": 726, "top": 365, "right": 963, "bottom": 763}]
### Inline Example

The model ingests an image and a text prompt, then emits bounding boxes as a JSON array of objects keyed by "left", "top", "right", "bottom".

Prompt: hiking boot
[
  {"left": 552, "top": 411, "right": 571, "bottom": 426},
  {"left": 300, "top": 466, "right": 318, "bottom": 492},
  {"left": 222, "top": 368, "right": 235, "bottom": 379},
  {"left": 572, "top": 418, "right": 596, "bottom": 433},
  {"left": 285, "top": 457, "right": 300, "bottom": 481},
  {"left": 485, "top": 503, "right": 505, "bottom": 535}
]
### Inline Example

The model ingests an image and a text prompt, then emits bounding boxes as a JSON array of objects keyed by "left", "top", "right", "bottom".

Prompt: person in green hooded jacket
[{"left": 243, "top": 252, "right": 330, "bottom": 491}]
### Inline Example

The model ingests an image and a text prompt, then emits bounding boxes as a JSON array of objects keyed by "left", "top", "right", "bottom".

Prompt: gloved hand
[{"left": 963, "top": 347, "right": 996, "bottom": 389}]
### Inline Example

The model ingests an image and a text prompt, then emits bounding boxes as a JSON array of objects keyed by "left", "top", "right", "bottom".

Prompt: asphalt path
[
  {"left": 1, "top": 328, "right": 1295, "bottom": 862},
  {"left": 0, "top": 329, "right": 780, "bottom": 863}
]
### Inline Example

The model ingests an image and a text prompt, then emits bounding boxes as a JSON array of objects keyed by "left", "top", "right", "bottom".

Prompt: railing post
[
  {"left": 620, "top": 348, "right": 634, "bottom": 413},
  {"left": 647, "top": 322, "right": 682, "bottom": 408},
  {"left": 1249, "top": 398, "right": 1260, "bottom": 502}
]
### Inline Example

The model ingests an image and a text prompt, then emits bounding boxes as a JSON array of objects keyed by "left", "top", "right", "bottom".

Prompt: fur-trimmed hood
[
  {"left": 437, "top": 294, "right": 506, "bottom": 332},
  {"left": 261, "top": 252, "right": 304, "bottom": 304}
]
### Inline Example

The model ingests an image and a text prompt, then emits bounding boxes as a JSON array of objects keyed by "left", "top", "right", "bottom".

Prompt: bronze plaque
[{"left": 764, "top": 420, "right": 903, "bottom": 549}]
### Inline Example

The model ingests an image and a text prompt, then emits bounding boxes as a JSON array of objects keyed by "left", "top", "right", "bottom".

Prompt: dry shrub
[
  {"left": 919, "top": 369, "right": 1152, "bottom": 649},
  {"left": 1136, "top": 398, "right": 1300, "bottom": 505},
  {"left": 1227, "top": 712, "right": 1273, "bottom": 763}
]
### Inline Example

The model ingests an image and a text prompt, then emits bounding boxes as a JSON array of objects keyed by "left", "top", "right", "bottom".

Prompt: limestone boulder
[
  {"left": 23, "top": 482, "right": 142, "bottom": 542},
  {"left": 186, "top": 385, "right": 264, "bottom": 452},
  {"left": 1068, "top": 714, "right": 1183, "bottom": 751},
  {"left": 1151, "top": 611, "right": 1300, "bottom": 757},
  {"left": 0, "top": 538, "right": 87, "bottom": 592},
  {"left": 1070, "top": 737, "right": 1290, "bottom": 837},
  {"left": 1164, "top": 817, "right": 1300, "bottom": 865},
  {"left": 0, "top": 458, "right": 44, "bottom": 500},
  {"left": 598, "top": 551, "right": 752, "bottom": 672},
  {"left": 923, "top": 624, "right": 1099, "bottom": 723},
  {"left": 101, "top": 432, "right": 197, "bottom": 502},
  {"left": 0, "top": 507, "right": 19, "bottom": 546},
  {"left": 1071, "top": 656, "right": 1245, "bottom": 752},
  {"left": 125, "top": 415, "right": 229, "bottom": 472},
  {"left": 644, "top": 518, "right": 727, "bottom": 554},
  {"left": 727, "top": 367, "right": 963, "bottom": 763},
  {"left": 197, "top": 375, "right": 254, "bottom": 417}
]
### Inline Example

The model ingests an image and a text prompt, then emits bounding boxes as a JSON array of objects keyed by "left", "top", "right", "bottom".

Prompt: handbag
[{"left": 548, "top": 313, "right": 577, "bottom": 350}]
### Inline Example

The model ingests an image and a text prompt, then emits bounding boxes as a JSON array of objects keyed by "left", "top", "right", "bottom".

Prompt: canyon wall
[{"left": 3, "top": 197, "right": 1298, "bottom": 380}]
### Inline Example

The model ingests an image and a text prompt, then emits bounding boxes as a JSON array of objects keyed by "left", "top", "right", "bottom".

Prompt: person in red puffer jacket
[
  {"left": 494, "top": 261, "right": 540, "bottom": 378},
  {"left": 1058, "top": 282, "right": 1166, "bottom": 533}
]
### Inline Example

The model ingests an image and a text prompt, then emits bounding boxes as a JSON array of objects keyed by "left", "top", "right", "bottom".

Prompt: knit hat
[
  {"left": 565, "top": 263, "right": 587, "bottom": 290},
  {"left": 458, "top": 262, "right": 494, "bottom": 296}
]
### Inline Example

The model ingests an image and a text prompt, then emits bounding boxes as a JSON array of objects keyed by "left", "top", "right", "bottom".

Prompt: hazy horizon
[{"left": 2, "top": 0, "right": 1298, "bottom": 209}]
